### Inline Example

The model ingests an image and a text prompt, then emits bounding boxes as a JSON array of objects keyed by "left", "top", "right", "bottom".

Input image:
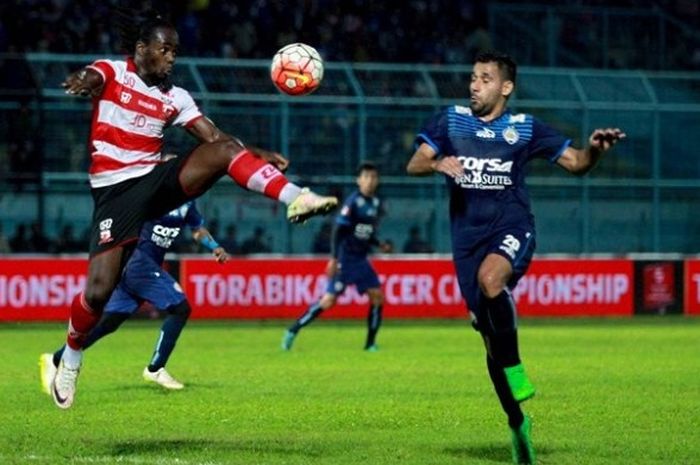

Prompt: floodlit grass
[{"left": 1, "top": 318, "right": 698, "bottom": 465}]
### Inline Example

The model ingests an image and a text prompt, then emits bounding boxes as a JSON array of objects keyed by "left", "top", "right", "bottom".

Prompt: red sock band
[
  {"left": 66, "top": 292, "right": 101, "bottom": 350},
  {"left": 227, "top": 149, "right": 288, "bottom": 200}
]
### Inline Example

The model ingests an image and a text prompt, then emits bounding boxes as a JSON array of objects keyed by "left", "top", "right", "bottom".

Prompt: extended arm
[
  {"left": 406, "top": 143, "right": 465, "bottom": 178},
  {"left": 186, "top": 117, "right": 289, "bottom": 172},
  {"left": 193, "top": 227, "right": 229, "bottom": 263},
  {"left": 61, "top": 67, "right": 104, "bottom": 97},
  {"left": 556, "top": 128, "right": 626, "bottom": 175}
]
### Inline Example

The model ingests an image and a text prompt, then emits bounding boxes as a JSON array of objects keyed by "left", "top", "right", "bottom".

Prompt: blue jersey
[
  {"left": 416, "top": 106, "right": 570, "bottom": 243},
  {"left": 334, "top": 190, "right": 381, "bottom": 261},
  {"left": 136, "top": 201, "right": 205, "bottom": 265},
  {"left": 104, "top": 201, "right": 204, "bottom": 314}
]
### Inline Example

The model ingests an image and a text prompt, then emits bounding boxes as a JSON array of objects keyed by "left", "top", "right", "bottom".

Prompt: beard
[{"left": 469, "top": 99, "right": 488, "bottom": 117}]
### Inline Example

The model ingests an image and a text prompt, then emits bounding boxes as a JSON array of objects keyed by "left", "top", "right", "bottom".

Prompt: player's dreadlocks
[{"left": 114, "top": 7, "right": 174, "bottom": 54}]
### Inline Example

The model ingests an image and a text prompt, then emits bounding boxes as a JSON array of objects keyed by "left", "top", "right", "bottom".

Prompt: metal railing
[{"left": 1, "top": 55, "right": 700, "bottom": 254}]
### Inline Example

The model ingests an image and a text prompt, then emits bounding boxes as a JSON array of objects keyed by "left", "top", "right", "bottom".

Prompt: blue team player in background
[
  {"left": 282, "top": 162, "right": 392, "bottom": 352},
  {"left": 40, "top": 200, "right": 228, "bottom": 391},
  {"left": 407, "top": 51, "right": 625, "bottom": 464}
]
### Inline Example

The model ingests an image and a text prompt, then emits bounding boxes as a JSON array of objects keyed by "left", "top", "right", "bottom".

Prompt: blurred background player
[
  {"left": 40, "top": 200, "right": 228, "bottom": 392},
  {"left": 47, "top": 10, "right": 337, "bottom": 409},
  {"left": 282, "top": 162, "right": 392, "bottom": 352},
  {"left": 407, "top": 51, "right": 625, "bottom": 464}
]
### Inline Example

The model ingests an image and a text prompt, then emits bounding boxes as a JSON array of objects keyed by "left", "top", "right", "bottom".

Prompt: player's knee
[
  {"left": 369, "top": 289, "right": 384, "bottom": 306},
  {"left": 168, "top": 300, "right": 191, "bottom": 319},
  {"left": 478, "top": 271, "right": 505, "bottom": 299},
  {"left": 319, "top": 293, "right": 336, "bottom": 309},
  {"left": 83, "top": 286, "right": 112, "bottom": 311}
]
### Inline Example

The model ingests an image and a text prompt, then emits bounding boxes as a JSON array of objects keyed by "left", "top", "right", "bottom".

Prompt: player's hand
[
  {"left": 379, "top": 241, "right": 393, "bottom": 253},
  {"left": 251, "top": 147, "right": 289, "bottom": 172},
  {"left": 433, "top": 156, "right": 465, "bottom": 179},
  {"left": 61, "top": 68, "right": 101, "bottom": 97},
  {"left": 589, "top": 128, "right": 626, "bottom": 152},
  {"left": 325, "top": 258, "right": 338, "bottom": 277},
  {"left": 213, "top": 247, "right": 229, "bottom": 263}
]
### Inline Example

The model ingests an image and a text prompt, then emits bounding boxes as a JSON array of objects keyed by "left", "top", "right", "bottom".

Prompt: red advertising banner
[
  {"left": 181, "top": 257, "right": 635, "bottom": 319},
  {"left": 0, "top": 257, "right": 636, "bottom": 321},
  {"left": 684, "top": 260, "right": 700, "bottom": 315},
  {"left": 0, "top": 258, "right": 87, "bottom": 321},
  {"left": 511, "top": 259, "right": 634, "bottom": 316},
  {"left": 181, "top": 258, "right": 466, "bottom": 319}
]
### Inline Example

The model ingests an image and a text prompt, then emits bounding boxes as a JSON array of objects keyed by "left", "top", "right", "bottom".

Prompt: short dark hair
[
  {"left": 357, "top": 161, "right": 379, "bottom": 176},
  {"left": 474, "top": 51, "right": 517, "bottom": 85}
]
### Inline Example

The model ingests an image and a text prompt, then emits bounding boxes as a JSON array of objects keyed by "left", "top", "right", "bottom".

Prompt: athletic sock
[
  {"left": 365, "top": 304, "right": 383, "bottom": 348},
  {"left": 148, "top": 312, "right": 189, "bottom": 371},
  {"left": 227, "top": 149, "right": 301, "bottom": 204},
  {"left": 289, "top": 302, "right": 324, "bottom": 333},
  {"left": 62, "top": 346, "right": 82, "bottom": 369},
  {"left": 53, "top": 312, "right": 129, "bottom": 367},
  {"left": 487, "top": 354, "right": 525, "bottom": 429},
  {"left": 481, "top": 290, "right": 520, "bottom": 366},
  {"left": 66, "top": 292, "right": 100, "bottom": 350}
]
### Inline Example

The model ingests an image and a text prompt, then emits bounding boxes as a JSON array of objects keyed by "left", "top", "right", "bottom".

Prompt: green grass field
[{"left": 1, "top": 318, "right": 698, "bottom": 465}]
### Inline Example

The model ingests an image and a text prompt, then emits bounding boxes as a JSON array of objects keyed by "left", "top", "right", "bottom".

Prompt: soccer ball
[{"left": 270, "top": 43, "right": 324, "bottom": 96}]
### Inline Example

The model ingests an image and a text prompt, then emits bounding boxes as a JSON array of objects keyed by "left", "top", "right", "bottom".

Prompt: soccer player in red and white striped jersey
[{"left": 47, "top": 11, "right": 337, "bottom": 409}]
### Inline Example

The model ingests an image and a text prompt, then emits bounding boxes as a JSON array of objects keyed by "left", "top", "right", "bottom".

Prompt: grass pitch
[{"left": 0, "top": 318, "right": 698, "bottom": 465}]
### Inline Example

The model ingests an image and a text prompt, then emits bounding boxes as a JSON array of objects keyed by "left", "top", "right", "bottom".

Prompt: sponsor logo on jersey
[
  {"left": 98, "top": 218, "right": 114, "bottom": 245},
  {"left": 502, "top": 126, "right": 520, "bottom": 145},
  {"left": 454, "top": 157, "right": 513, "bottom": 190},
  {"left": 354, "top": 223, "right": 374, "bottom": 240},
  {"left": 454, "top": 105, "right": 472, "bottom": 115},
  {"left": 476, "top": 127, "right": 496, "bottom": 139},
  {"left": 151, "top": 225, "right": 181, "bottom": 249}
]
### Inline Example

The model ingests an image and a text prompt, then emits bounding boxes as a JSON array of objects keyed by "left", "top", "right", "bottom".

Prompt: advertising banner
[
  {"left": 0, "top": 258, "right": 87, "bottom": 321},
  {"left": 182, "top": 257, "right": 635, "bottom": 319},
  {"left": 0, "top": 257, "right": 637, "bottom": 321},
  {"left": 684, "top": 260, "right": 700, "bottom": 315}
]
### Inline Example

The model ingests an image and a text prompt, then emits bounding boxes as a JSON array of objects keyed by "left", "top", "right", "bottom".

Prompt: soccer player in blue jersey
[
  {"left": 282, "top": 162, "right": 392, "bottom": 351},
  {"left": 40, "top": 200, "right": 227, "bottom": 391},
  {"left": 407, "top": 51, "right": 625, "bottom": 464}
]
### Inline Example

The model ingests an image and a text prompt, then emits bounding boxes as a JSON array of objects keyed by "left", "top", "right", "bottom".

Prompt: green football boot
[
  {"left": 281, "top": 330, "right": 296, "bottom": 351},
  {"left": 510, "top": 415, "right": 536, "bottom": 464},
  {"left": 504, "top": 363, "right": 536, "bottom": 402}
]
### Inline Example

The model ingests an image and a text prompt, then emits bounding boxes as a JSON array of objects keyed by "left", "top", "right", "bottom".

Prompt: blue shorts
[
  {"left": 453, "top": 226, "right": 535, "bottom": 319},
  {"left": 326, "top": 258, "right": 381, "bottom": 295},
  {"left": 104, "top": 252, "right": 185, "bottom": 314}
]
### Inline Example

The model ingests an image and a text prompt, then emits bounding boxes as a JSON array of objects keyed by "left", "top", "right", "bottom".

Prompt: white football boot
[
  {"left": 142, "top": 367, "right": 184, "bottom": 390},
  {"left": 52, "top": 360, "right": 81, "bottom": 409},
  {"left": 287, "top": 188, "right": 338, "bottom": 223}
]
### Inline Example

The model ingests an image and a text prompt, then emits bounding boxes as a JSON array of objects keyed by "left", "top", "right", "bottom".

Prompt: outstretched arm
[
  {"left": 406, "top": 143, "right": 464, "bottom": 178},
  {"left": 193, "top": 227, "right": 229, "bottom": 263},
  {"left": 61, "top": 67, "right": 104, "bottom": 97},
  {"left": 186, "top": 117, "right": 289, "bottom": 172},
  {"left": 556, "top": 128, "right": 626, "bottom": 175}
]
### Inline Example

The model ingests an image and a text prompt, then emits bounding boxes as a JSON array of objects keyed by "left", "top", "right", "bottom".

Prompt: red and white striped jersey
[{"left": 85, "top": 58, "right": 203, "bottom": 188}]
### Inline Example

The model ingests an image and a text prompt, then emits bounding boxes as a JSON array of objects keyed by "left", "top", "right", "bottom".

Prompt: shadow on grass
[
  {"left": 444, "top": 443, "right": 552, "bottom": 463},
  {"left": 110, "top": 438, "right": 326, "bottom": 458}
]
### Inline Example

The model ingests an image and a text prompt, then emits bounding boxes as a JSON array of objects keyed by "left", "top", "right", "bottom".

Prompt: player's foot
[
  {"left": 51, "top": 360, "right": 80, "bottom": 409},
  {"left": 142, "top": 367, "right": 184, "bottom": 390},
  {"left": 510, "top": 415, "right": 536, "bottom": 464},
  {"left": 365, "top": 344, "right": 379, "bottom": 352},
  {"left": 287, "top": 188, "right": 338, "bottom": 223},
  {"left": 39, "top": 353, "right": 57, "bottom": 395},
  {"left": 504, "top": 363, "right": 536, "bottom": 402},
  {"left": 281, "top": 330, "right": 296, "bottom": 351}
]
